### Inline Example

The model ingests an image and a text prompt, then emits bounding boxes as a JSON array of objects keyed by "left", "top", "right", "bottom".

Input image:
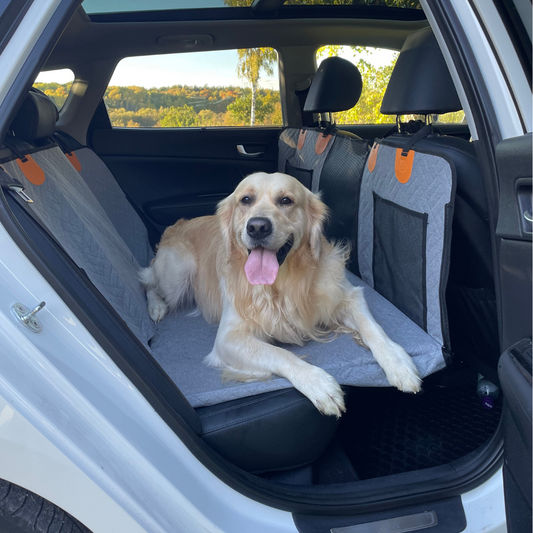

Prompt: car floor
[
  {"left": 339, "top": 367, "right": 502, "bottom": 480},
  {"left": 260, "top": 364, "right": 502, "bottom": 485}
]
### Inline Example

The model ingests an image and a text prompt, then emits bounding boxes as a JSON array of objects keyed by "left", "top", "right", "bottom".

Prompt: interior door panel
[
  {"left": 91, "top": 127, "right": 281, "bottom": 230},
  {"left": 494, "top": 133, "right": 532, "bottom": 533}
]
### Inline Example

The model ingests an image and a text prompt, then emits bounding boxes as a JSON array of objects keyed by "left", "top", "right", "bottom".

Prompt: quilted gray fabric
[
  {"left": 357, "top": 143, "right": 454, "bottom": 345},
  {"left": 150, "top": 271, "right": 445, "bottom": 408},
  {"left": 278, "top": 128, "right": 299, "bottom": 173},
  {"left": 2, "top": 147, "right": 155, "bottom": 346},
  {"left": 74, "top": 148, "right": 154, "bottom": 268},
  {"left": 279, "top": 128, "right": 335, "bottom": 192}
]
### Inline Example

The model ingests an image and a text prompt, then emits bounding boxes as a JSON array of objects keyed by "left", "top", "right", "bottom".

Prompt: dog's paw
[
  {"left": 382, "top": 342, "right": 422, "bottom": 393},
  {"left": 148, "top": 298, "right": 168, "bottom": 323},
  {"left": 294, "top": 365, "right": 346, "bottom": 417}
]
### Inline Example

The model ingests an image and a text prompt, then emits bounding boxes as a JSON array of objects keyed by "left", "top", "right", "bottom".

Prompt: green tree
[
  {"left": 160, "top": 105, "right": 199, "bottom": 127},
  {"left": 234, "top": 48, "right": 277, "bottom": 125},
  {"left": 226, "top": 92, "right": 274, "bottom": 125}
]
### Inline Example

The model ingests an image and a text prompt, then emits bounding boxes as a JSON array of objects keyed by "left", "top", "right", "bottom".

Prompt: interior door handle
[{"left": 237, "top": 144, "right": 265, "bottom": 157}]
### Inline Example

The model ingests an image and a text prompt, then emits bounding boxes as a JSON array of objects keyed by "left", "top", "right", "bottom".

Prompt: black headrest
[
  {"left": 381, "top": 27, "right": 462, "bottom": 115},
  {"left": 304, "top": 57, "right": 363, "bottom": 113},
  {"left": 10, "top": 89, "right": 58, "bottom": 143}
]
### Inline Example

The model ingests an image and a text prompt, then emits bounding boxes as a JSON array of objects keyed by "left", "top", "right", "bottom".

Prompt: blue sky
[{"left": 36, "top": 47, "right": 397, "bottom": 89}]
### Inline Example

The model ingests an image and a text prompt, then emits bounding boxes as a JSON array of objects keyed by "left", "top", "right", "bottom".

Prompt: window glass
[
  {"left": 286, "top": 0, "right": 421, "bottom": 7},
  {"left": 83, "top": 0, "right": 253, "bottom": 15},
  {"left": 316, "top": 47, "right": 466, "bottom": 125},
  {"left": 104, "top": 49, "right": 281, "bottom": 128},
  {"left": 83, "top": 0, "right": 420, "bottom": 15},
  {"left": 33, "top": 69, "right": 75, "bottom": 110},
  {"left": 316, "top": 46, "right": 398, "bottom": 124},
  {"left": 435, "top": 111, "right": 466, "bottom": 123}
]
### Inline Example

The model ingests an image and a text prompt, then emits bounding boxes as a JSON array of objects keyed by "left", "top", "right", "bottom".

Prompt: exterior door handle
[{"left": 237, "top": 144, "right": 265, "bottom": 157}]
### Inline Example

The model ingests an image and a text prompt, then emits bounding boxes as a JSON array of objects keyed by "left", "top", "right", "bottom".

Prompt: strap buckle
[{"left": 8, "top": 184, "right": 33, "bottom": 203}]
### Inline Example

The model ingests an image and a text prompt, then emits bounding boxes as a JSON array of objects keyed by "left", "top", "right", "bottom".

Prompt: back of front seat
[
  {"left": 376, "top": 26, "right": 498, "bottom": 371},
  {"left": 278, "top": 57, "right": 370, "bottom": 275}
]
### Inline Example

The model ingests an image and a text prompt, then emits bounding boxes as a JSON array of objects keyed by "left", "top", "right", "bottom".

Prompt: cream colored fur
[{"left": 140, "top": 172, "right": 421, "bottom": 416}]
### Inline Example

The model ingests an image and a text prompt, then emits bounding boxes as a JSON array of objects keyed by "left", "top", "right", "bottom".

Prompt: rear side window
[
  {"left": 316, "top": 46, "right": 398, "bottom": 125},
  {"left": 434, "top": 111, "right": 466, "bottom": 123},
  {"left": 104, "top": 49, "right": 281, "bottom": 128},
  {"left": 33, "top": 68, "right": 74, "bottom": 110},
  {"left": 316, "top": 46, "right": 465, "bottom": 125}
]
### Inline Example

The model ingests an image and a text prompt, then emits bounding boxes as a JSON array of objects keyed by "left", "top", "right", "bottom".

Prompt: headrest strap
[{"left": 3, "top": 135, "right": 32, "bottom": 162}]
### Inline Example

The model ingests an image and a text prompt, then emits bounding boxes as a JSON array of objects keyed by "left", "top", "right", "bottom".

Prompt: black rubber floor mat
[{"left": 339, "top": 381, "right": 502, "bottom": 479}]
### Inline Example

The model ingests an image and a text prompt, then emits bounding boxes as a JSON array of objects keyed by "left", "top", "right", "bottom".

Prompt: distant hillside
[{"left": 34, "top": 83, "right": 282, "bottom": 127}]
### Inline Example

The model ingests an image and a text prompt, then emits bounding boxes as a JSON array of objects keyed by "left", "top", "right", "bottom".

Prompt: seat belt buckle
[{"left": 8, "top": 184, "right": 33, "bottom": 203}]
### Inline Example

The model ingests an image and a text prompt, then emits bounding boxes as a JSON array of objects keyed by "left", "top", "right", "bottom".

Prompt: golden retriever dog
[{"left": 140, "top": 172, "right": 421, "bottom": 416}]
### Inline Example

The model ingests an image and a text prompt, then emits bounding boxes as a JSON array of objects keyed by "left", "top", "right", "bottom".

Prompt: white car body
[{"left": 0, "top": 0, "right": 528, "bottom": 531}]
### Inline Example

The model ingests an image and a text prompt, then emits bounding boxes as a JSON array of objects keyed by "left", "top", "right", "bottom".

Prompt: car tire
[{"left": 0, "top": 478, "right": 91, "bottom": 532}]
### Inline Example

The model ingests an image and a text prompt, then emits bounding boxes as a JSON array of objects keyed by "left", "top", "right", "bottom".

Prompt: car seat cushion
[{"left": 150, "top": 270, "right": 445, "bottom": 408}]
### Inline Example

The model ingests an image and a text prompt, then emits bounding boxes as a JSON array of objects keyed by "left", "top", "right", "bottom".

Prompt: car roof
[{"left": 44, "top": 3, "right": 428, "bottom": 70}]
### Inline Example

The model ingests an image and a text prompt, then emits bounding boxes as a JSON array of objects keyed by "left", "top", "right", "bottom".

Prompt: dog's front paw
[
  {"left": 382, "top": 342, "right": 422, "bottom": 393},
  {"left": 293, "top": 365, "right": 346, "bottom": 417}
]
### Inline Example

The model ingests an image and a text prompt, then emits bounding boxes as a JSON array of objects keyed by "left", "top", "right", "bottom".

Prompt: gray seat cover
[
  {"left": 73, "top": 147, "right": 154, "bottom": 268},
  {"left": 1, "top": 146, "right": 155, "bottom": 346},
  {"left": 358, "top": 142, "right": 454, "bottom": 346},
  {"left": 150, "top": 271, "right": 444, "bottom": 408},
  {"left": 2, "top": 142, "right": 447, "bottom": 409}
]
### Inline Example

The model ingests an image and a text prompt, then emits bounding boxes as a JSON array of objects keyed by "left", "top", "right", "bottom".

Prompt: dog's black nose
[{"left": 247, "top": 217, "right": 272, "bottom": 239}]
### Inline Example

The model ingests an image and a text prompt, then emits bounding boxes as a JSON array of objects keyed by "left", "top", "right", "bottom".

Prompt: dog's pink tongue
[{"left": 245, "top": 248, "right": 279, "bottom": 285}]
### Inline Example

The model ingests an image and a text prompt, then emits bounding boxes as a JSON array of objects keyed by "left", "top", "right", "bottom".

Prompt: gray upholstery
[
  {"left": 358, "top": 141, "right": 455, "bottom": 347},
  {"left": 73, "top": 147, "right": 154, "bottom": 267},
  {"left": 279, "top": 128, "right": 335, "bottom": 192},
  {"left": 150, "top": 271, "right": 444, "bottom": 408},
  {"left": 1, "top": 141, "right": 447, "bottom": 409},
  {"left": 2, "top": 146, "right": 155, "bottom": 346}
]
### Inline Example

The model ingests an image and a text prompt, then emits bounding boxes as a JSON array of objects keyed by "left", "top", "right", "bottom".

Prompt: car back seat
[
  {"left": 0, "top": 90, "right": 341, "bottom": 473},
  {"left": 2, "top": 94, "right": 155, "bottom": 347},
  {"left": 8, "top": 89, "right": 155, "bottom": 270},
  {"left": 0, "top": 64, "right": 452, "bottom": 468}
]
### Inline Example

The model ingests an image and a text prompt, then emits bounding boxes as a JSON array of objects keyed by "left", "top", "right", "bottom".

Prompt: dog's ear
[
  {"left": 307, "top": 190, "right": 328, "bottom": 261},
  {"left": 217, "top": 194, "right": 236, "bottom": 254}
]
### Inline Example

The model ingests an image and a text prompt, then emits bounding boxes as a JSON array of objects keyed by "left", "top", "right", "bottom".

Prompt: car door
[
  {"left": 87, "top": 48, "right": 282, "bottom": 232},
  {"left": 495, "top": 133, "right": 532, "bottom": 533}
]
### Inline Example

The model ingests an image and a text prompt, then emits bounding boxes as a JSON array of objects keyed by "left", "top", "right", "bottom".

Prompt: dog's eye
[
  {"left": 241, "top": 196, "right": 252, "bottom": 204},
  {"left": 281, "top": 197, "right": 292, "bottom": 205}
]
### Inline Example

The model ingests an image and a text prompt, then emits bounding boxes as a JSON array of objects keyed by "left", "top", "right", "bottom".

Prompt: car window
[
  {"left": 33, "top": 68, "right": 74, "bottom": 111},
  {"left": 316, "top": 46, "right": 466, "bottom": 126},
  {"left": 316, "top": 46, "right": 398, "bottom": 125},
  {"left": 104, "top": 48, "right": 281, "bottom": 128},
  {"left": 434, "top": 111, "right": 466, "bottom": 123}
]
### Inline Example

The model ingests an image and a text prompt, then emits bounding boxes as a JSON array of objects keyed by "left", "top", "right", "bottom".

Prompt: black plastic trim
[{"left": 0, "top": 1, "right": 81, "bottom": 143}]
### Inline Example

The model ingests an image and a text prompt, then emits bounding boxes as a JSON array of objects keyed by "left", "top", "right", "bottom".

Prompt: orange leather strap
[{"left": 15, "top": 156, "right": 45, "bottom": 185}]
